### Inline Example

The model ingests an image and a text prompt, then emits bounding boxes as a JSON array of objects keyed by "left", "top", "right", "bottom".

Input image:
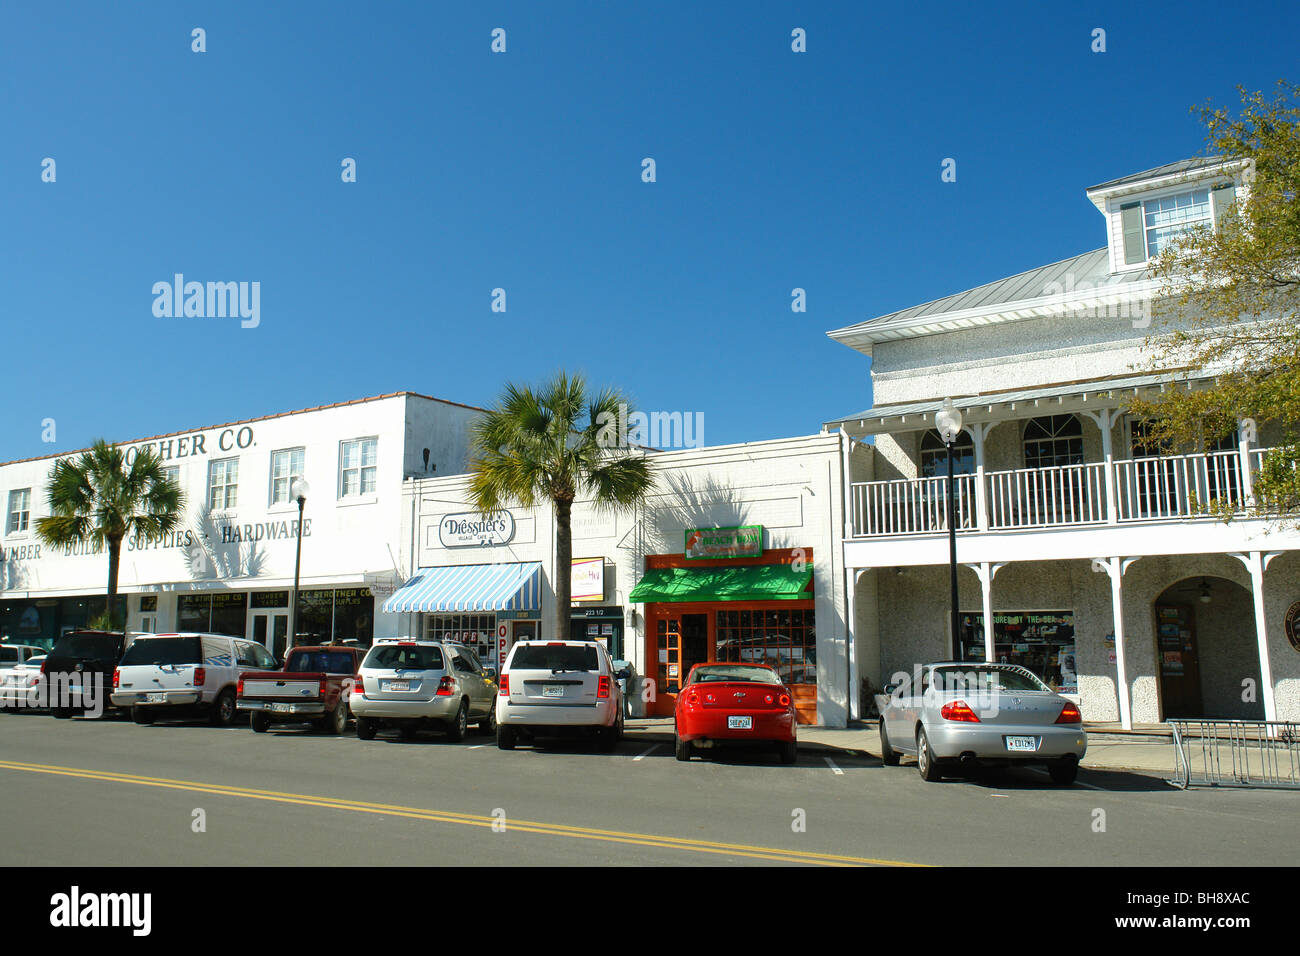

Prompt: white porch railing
[
  {"left": 850, "top": 473, "right": 977, "bottom": 536},
  {"left": 849, "top": 447, "right": 1279, "bottom": 538},
  {"left": 987, "top": 462, "right": 1108, "bottom": 529}
]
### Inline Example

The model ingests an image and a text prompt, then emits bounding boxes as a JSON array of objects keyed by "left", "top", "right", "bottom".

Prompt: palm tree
[
  {"left": 469, "top": 372, "right": 655, "bottom": 640},
  {"left": 35, "top": 439, "right": 185, "bottom": 629}
]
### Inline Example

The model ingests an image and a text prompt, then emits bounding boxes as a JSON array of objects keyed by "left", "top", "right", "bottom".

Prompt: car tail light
[
  {"left": 1056, "top": 702, "right": 1082, "bottom": 724},
  {"left": 546, "top": 642, "right": 566, "bottom": 647},
  {"left": 940, "top": 700, "right": 981, "bottom": 722},
  {"left": 113, "top": 668, "right": 120, "bottom": 690},
  {"left": 236, "top": 677, "right": 245, "bottom": 696},
  {"left": 687, "top": 690, "right": 698, "bottom": 705},
  {"left": 193, "top": 667, "right": 207, "bottom": 687},
  {"left": 40, "top": 659, "right": 49, "bottom": 674},
  {"left": 319, "top": 677, "right": 328, "bottom": 695},
  {"left": 597, "top": 675, "right": 610, "bottom": 699},
  {"left": 352, "top": 675, "right": 365, "bottom": 697},
  {"left": 498, "top": 674, "right": 509, "bottom": 697},
  {"left": 778, "top": 693, "right": 791, "bottom": 708},
  {"left": 436, "top": 675, "right": 455, "bottom": 696}
]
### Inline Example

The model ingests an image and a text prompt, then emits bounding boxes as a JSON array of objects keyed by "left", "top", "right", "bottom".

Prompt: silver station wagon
[{"left": 877, "top": 662, "right": 1087, "bottom": 784}]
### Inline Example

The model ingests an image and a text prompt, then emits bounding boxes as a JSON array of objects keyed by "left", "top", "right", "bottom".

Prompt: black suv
[{"left": 43, "top": 630, "right": 131, "bottom": 719}]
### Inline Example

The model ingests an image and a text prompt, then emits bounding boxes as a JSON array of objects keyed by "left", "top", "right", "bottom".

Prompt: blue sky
[{"left": 2, "top": 1, "right": 1296, "bottom": 459}]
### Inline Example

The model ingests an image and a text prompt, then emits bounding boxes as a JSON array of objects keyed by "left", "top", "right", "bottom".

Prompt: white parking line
[
  {"left": 466, "top": 745, "right": 486, "bottom": 750},
  {"left": 823, "top": 757, "right": 844, "bottom": 775},
  {"left": 633, "top": 745, "right": 659, "bottom": 761}
]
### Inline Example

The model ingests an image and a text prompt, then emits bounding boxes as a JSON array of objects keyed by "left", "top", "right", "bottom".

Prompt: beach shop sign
[{"left": 685, "top": 526, "right": 763, "bottom": 560}]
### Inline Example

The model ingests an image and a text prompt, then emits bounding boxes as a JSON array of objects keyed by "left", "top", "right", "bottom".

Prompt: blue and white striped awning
[{"left": 382, "top": 562, "right": 543, "bottom": 614}]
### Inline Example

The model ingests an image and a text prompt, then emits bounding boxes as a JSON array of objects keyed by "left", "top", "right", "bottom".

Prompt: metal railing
[{"left": 1168, "top": 719, "right": 1300, "bottom": 790}]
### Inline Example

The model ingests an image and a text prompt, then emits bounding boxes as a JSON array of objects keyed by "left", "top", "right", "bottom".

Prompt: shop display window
[{"left": 713, "top": 607, "right": 817, "bottom": 686}]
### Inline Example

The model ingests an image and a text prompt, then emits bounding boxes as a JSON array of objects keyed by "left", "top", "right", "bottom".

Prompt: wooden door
[{"left": 1156, "top": 605, "right": 1203, "bottom": 718}]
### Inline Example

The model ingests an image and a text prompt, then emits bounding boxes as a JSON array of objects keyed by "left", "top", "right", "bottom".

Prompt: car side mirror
[{"left": 883, "top": 682, "right": 899, "bottom": 696}]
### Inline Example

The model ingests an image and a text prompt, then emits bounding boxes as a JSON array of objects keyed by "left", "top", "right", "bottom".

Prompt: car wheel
[
  {"left": 446, "top": 699, "right": 469, "bottom": 742},
  {"left": 479, "top": 703, "right": 497, "bottom": 736},
  {"left": 131, "top": 706, "right": 155, "bottom": 725},
  {"left": 916, "top": 727, "right": 943, "bottom": 782},
  {"left": 880, "top": 719, "right": 900, "bottom": 766},
  {"left": 325, "top": 702, "right": 348, "bottom": 735},
  {"left": 210, "top": 689, "right": 237, "bottom": 727},
  {"left": 1048, "top": 759, "right": 1079, "bottom": 785},
  {"left": 675, "top": 734, "right": 692, "bottom": 761},
  {"left": 779, "top": 740, "right": 797, "bottom": 765},
  {"left": 250, "top": 712, "right": 271, "bottom": 733},
  {"left": 497, "top": 724, "right": 517, "bottom": 750},
  {"left": 355, "top": 716, "right": 377, "bottom": 740},
  {"left": 597, "top": 712, "right": 622, "bottom": 753}
]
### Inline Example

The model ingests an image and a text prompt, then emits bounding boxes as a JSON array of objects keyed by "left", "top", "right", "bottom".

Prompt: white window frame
[
  {"left": 269, "top": 447, "right": 306, "bottom": 506},
  {"left": 208, "top": 458, "right": 239, "bottom": 511},
  {"left": 6, "top": 488, "right": 31, "bottom": 534},
  {"left": 339, "top": 437, "right": 378, "bottom": 499}
]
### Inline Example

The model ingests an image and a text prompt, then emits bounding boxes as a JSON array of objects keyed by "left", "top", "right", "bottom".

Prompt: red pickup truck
[{"left": 236, "top": 645, "right": 364, "bottom": 734}]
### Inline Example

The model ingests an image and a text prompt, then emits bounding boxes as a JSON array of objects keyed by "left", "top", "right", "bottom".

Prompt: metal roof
[
  {"left": 825, "top": 370, "right": 1212, "bottom": 434},
  {"left": 1086, "top": 156, "right": 1226, "bottom": 192},
  {"left": 826, "top": 248, "right": 1153, "bottom": 348}
]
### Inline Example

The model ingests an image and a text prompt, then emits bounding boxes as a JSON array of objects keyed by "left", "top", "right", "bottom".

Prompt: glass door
[{"left": 251, "top": 610, "right": 289, "bottom": 662}]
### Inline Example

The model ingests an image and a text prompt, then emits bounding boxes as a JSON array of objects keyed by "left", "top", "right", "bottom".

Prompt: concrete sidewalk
[{"left": 625, "top": 718, "right": 1177, "bottom": 775}]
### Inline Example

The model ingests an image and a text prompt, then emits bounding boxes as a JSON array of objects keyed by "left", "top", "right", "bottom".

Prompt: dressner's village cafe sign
[{"left": 438, "top": 511, "right": 515, "bottom": 548}]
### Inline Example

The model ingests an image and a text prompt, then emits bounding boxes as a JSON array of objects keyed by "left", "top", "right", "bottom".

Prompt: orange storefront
[{"left": 630, "top": 546, "right": 818, "bottom": 724}]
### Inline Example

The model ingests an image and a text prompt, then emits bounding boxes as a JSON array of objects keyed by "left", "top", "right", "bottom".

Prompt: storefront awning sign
[
  {"left": 382, "top": 562, "right": 542, "bottom": 613},
  {"left": 629, "top": 565, "right": 811, "bottom": 603}
]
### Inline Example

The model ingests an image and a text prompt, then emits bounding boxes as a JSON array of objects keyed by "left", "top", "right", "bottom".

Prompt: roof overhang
[{"left": 1085, "top": 158, "right": 1251, "bottom": 214}]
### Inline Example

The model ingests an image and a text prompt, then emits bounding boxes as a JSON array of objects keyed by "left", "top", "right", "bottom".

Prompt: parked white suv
[
  {"left": 111, "top": 633, "right": 275, "bottom": 727},
  {"left": 496, "top": 640, "right": 624, "bottom": 751},
  {"left": 350, "top": 639, "right": 497, "bottom": 741}
]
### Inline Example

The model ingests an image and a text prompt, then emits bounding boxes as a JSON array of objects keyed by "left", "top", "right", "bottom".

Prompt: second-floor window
[
  {"left": 6, "top": 488, "right": 31, "bottom": 534},
  {"left": 1024, "top": 415, "right": 1083, "bottom": 469},
  {"left": 1144, "top": 189, "right": 1212, "bottom": 258},
  {"left": 340, "top": 438, "right": 377, "bottom": 497},
  {"left": 270, "top": 447, "right": 306, "bottom": 505},
  {"left": 208, "top": 458, "right": 239, "bottom": 510},
  {"left": 920, "top": 429, "right": 974, "bottom": 477}
]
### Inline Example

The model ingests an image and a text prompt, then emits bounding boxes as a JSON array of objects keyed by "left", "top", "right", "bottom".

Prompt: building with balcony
[{"left": 825, "top": 157, "right": 1300, "bottom": 728}]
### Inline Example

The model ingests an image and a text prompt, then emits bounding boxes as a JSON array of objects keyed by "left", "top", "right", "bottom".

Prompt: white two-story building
[
  {"left": 825, "top": 157, "right": 1300, "bottom": 728},
  {"left": 0, "top": 392, "right": 483, "bottom": 657}
]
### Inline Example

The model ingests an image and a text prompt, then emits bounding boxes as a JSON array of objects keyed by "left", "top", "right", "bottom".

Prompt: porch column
[
  {"left": 1083, "top": 409, "right": 1122, "bottom": 525},
  {"left": 968, "top": 422, "right": 993, "bottom": 532},
  {"left": 1094, "top": 556, "right": 1138, "bottom": 729},
  {"left": 966, "top": 561, "right": 1005, "bottom": 663},
  {"left": 845, "top": 565, "right": 859, "bottom": 720},
  {"left": 1237, "top": 418, "right": 1255, "bottom": 503},
  {"left": 1229, "top": 551, "right": 1281, "bottom": 722}
]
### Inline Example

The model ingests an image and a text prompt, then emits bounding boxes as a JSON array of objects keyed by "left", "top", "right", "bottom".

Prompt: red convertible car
[{"left": 674, "top": 662, "right": 797, "bottom": 764}]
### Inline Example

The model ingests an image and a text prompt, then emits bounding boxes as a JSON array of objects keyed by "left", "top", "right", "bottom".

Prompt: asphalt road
[{"left": 0, "top": 711, "right": 1294, "bottom": 867}]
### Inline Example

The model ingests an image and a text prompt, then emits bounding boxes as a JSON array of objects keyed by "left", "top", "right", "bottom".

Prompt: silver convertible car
[{"left": 876, "top": 662, "right": 1087, "bottom": 784}]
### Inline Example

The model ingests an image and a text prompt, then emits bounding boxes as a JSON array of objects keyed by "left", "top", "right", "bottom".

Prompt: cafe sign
[
  {"left": 438, "top": 511, "right": 515, "bottom": 548},
  {"left": 684, "top": 525, "right": 763, "bottom": 560},
  {"left": 571, "top": 557, "right": 605, "bottom": 603}
]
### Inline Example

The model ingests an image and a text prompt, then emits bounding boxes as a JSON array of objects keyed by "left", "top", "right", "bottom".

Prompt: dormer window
[{"left": 1118, "top": 183, "right": 1236, "bottom": 266}]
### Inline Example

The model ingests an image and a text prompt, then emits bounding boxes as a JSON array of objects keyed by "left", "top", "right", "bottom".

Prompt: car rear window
[
  {"left": 932, "top": 667, "right": 1050, "bottom": 693},
  {"left": 119, "top": 637, "right": 204, "bottom": 666},
  {"left": 363, "top": 645, "right": 444, "bottom": 671},
  {"left": 287, "top": 650, "right": 358, "bottom": 674},
  {"left": 690, "top": 665, "right": 781, "bottom": 685},
  {"left": 51, "top": 633, "right": 122, "bottom": 659},
  {"left": 0, "top": 648, "right": 18, "bottom": 664},
  {"left": 510, "top": 644, "right": 599, "bottom": 672}
]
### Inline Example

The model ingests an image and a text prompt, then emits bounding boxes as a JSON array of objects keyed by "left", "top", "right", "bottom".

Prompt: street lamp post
[
  {"left": 935, "top": 399, "right": 964, "bottom": 660},
  {"left": 287, "top": 478, "right": 310, "bottom": 658}
]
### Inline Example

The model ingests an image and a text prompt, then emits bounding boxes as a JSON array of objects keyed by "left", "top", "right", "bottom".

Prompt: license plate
[
  {"left": 387, "top": 681, "right": 409, "bottom": 692},
  {"left": 271, "top": 703, "right": 291, "bottom": 713},
  {"left": 543, "top": 685, "right": 565, "bottom": 698},
  {"left": 1006, "top": 735, "right": 1038, "bottom": 752},
  {"left": 144, "top": 693, "right": 167, "bottom": 703},
  {"left": 728, "top": 715, "right": 753, "bottom": 730}
]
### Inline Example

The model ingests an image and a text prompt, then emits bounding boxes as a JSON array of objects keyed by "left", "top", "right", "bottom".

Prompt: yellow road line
[{"left": 0, "top": 759, "right": 927, "bottom": 867}]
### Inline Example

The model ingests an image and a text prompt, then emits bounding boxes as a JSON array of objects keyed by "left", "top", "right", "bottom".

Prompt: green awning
[{"left": 628, "top": 565, "right": 813, "bottom": 603}]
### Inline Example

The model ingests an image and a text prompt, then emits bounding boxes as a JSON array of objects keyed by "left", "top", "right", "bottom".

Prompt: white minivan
[{"left": 111, "top": 632, "right": 276, "bottom": 727}]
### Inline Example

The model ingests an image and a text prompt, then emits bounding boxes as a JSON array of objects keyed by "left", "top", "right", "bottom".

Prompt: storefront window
[
  {"left": 178, "top": 593, "right": 248, "bottom": 636},
  {"left": 331, "top": 588, "right": 373, "bottom": 644},
  {"left": 714, "top": 607, "right": 816, "bottom": 686},
  {"left": 426, "top": 614, "right": 495, "bottom": 666},
  {"left": 959, "top": 610, "right": 1076, "bottom": 693}
]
